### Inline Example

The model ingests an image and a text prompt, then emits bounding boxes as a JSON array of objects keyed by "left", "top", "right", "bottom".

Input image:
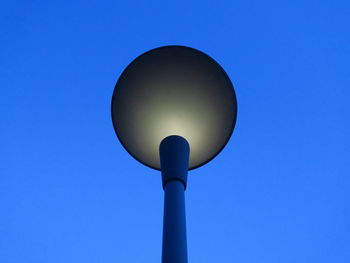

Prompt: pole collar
[{"left": 159, "top": 135, "right": 190, "bottom": 190}]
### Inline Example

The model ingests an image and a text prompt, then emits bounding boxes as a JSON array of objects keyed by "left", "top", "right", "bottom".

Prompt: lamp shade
[{"left": 111, "top": 45, "right": 237, "bottom": 170}]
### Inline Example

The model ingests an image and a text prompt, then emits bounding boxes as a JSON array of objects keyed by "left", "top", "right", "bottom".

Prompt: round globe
[{"left": 111, "top": 46, "right": 237, "bottom": 170}]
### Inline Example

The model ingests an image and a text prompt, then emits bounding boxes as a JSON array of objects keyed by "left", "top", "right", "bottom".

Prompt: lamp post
[{"left": 111, "top": 45, "right": 237, "bottom": 263}]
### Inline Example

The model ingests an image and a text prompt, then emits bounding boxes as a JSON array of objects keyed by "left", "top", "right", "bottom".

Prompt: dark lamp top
[{"left": 111, "top": 46, "right": 237, "bottom": 170}]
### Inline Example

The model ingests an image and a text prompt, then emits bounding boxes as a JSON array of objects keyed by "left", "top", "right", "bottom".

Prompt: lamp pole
[
  {"left": 160, "top": 135, "right": 189, "bottom": 263},
  {"left": 111, "top": 45, "right": 237, "bottom": 263}
]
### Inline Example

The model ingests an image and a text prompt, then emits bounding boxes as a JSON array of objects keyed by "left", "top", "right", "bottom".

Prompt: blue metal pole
[{"left": 159, "top": 135, "right": 189, "bottom": 263}]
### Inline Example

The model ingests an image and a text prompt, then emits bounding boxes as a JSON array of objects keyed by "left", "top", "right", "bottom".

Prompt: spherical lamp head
[{"left": 111, "top": 45, "right": 237, "bottom": 170}]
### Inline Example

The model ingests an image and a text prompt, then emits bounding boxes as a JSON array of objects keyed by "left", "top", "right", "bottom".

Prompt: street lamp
[{"left": 111, "top": 45, "right": 237, "bottom": 263}]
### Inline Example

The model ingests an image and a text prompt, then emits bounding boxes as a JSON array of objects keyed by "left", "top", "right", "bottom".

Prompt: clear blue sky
[{"left": 1, "top": 0, "right": 349, "bottom": 262}]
